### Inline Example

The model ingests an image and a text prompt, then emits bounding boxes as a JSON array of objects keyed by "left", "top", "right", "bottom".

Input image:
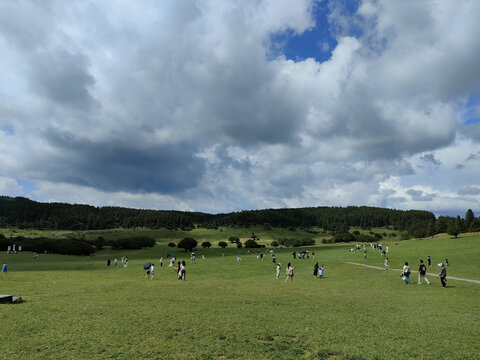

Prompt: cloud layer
[{"left": 1, "top": 0, "right": 479, "bottom": 216}]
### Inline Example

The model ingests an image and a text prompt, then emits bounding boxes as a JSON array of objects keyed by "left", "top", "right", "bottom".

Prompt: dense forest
[{"left": 1, "top": 196, "right": 479, "bottom": 237}]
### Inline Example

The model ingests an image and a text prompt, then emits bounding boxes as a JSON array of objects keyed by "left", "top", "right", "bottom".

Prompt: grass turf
[{"left": 1, "top": 232, "right": 479, "bottom": 359}]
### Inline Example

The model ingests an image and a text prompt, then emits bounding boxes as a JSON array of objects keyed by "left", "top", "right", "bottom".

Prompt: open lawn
[{"left": 1, "top": 232, "right": 479, "bottom": 359}]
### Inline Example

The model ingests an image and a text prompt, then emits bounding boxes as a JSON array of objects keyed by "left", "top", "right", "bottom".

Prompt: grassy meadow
[{"left": 1, "top": 228, "right": 479, "bottom": 360}]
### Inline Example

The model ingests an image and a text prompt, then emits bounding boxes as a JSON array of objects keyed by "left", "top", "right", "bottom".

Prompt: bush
[
  {"left": 271, "top": 240, "right": 279, "bottom": 247},
  {"left": 229, "top": 236, "right": 240, "bottom": 243},
  {"left": 244, "top": 239, "right": 258, "bottom": 248},
  {"left": 111, "top": 237, "right": 155, "bottom": 250},
  {"left": 3, "top": 236, "right": 94, "bottom": 255},
  {"left": 178, "top": 237, "right": 198, "bottom": 252},
  {"left": 168, "top": 242, "right": 176, "bottom": 248},
  {"left": 201, "top": 241, "right": 211, "bottom": 248},
  {"left": 333, "top": 233, "right": 356, "bottom": 243},
  {"left": 218, "top": 241, "right": 228, "bottom": 248},
  {"left": 277, "top": 238, "right": 315, "bottom": 247}
]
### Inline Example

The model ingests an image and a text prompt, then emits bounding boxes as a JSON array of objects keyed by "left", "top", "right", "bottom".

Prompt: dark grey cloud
[
  {"left": 30, "top": 49, "right": 98, "bottom": 111},
  {"left": 26, "top": 130, "right": 206, "bottom": 194},
  {"left": 466, "top": 151, "right": 480, "bottom": 161},
  {"left": 457, "top": 186, "right": 480, "bottom": 196},
  {"left": 406, "top": 189, "right": 435, "bottom": 202},
  {"left": 419, "top": 153, "right": 442, "bottom": 167}
]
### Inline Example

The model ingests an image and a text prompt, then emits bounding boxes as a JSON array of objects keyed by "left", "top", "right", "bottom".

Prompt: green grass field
[{"left": 1, "top": 230, "right": 479, "bottom": 359}]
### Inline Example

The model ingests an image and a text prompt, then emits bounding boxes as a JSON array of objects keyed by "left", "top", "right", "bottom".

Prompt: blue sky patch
[
  {"left": 269, "top": 2, "right": 337, "bottom": 63},
  {"left": 459, "top": 93, "right": 480, "bottom": 125}
]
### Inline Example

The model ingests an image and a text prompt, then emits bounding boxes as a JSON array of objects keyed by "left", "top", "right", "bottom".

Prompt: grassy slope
[{"left": 0, "top": 231, "right": 479, "bottom": 360}]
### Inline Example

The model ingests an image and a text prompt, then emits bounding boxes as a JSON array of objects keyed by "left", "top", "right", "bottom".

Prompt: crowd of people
[
  {"left": 351, "top": 241, "right": 450, "bottom": 287},
  {"left": 97, "top": 240, "right": 454, "bottom": 288}
]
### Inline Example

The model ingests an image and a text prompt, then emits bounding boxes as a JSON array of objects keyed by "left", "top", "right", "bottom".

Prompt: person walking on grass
[
  {"left": 319, "top": 265, "right": 324, "bottom": 278},
  {"left": 402, "top": 262, "right": 411, "bottom": 284},
  {"left": 149, "top": 263, "right": 155, "bottom": 279},
  {"left": 177, "top": 261, "right": 182, "bottom": 280},
  {"left": 313, "top": 263, "right": 319, "bottom": 279},
  {"left": 276, "top": 263, "right": 281, "bottom": 279},
  {"left": 437, "top": 263, "right": 447, "bottom": 287},
  {"left": 384, "top": 258, "right": 389, "bottom": 270},
  {"left": 285, "top": 263, "right": 294, "bottom": 282},
  {"left": 180, "top": 260, "right": 186, "bottom": 280},
  {"left": 427, "top": 256, "right": 431, "bottom": 266},
  {"left": 160, "top": 257, "right": 163, "bottom": 267},
  {"left": 1, "top": 263, "right": 7, "bottom": 273},
  {"left": 417, "top": 260, "right": 430, "bottom": 285}
]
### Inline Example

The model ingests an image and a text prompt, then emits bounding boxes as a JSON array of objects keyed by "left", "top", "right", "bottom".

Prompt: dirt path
[{"left": 346, "top": 261, "right": 480, "bottom": 284}]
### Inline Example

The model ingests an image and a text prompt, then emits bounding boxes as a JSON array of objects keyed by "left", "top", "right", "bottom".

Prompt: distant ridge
[{"left": 0, "top": 196, "right": 435, "bottom": 233}]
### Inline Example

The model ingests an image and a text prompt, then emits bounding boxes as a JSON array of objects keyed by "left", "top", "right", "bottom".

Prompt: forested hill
[{"left": 0, "top": 196, "right": 437, "bottom": 234}]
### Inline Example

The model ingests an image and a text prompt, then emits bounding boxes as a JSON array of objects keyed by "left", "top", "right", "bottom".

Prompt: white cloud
[
  {"left": 0, "top": 0, "right": 479, "bottom": 216},
  {"left": 0, "top": 177, "right": 25, "bottom": 197}
]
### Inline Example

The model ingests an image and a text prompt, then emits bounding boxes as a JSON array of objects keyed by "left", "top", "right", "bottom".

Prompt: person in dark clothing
[
  {"left": 313, "top": 263, "right": 319, "bottom": 279},
  {"left": 417, "top": 260, "right": 430, "bottom": 285},
  {"left": 107, "top": 258, "right": 111, "bottom": 267},
  {"left": 427, "top": 256, "right": 431, "bottom": 266},
  {"left": 437, "top": 263, "right": 447, "bottom": 287}
]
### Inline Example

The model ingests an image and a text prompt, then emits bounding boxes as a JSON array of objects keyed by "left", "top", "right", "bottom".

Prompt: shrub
[
  {"left": 111, "top": 237, "right": 155, "bottom": 250},
  {"left": 277, "top": 238, "right": 315, "bottom": 247},
  {"left": 178, "top": 237, "right": 198, "bottom": 252},
  {"left": 218, "top": 241, "right": 228, "bottom": 248},
  {"left": 4, "top": 236, "right": 94, "bottom": 255},
  {"left": 271, "top": 240, "right": 279, "bottom": 248},
  {"left": 168, "top": 242, "right": 176, "bottom": 248},
  {"left": 333, "top": 233, "right": 356, "bottom": 243},
  {"left": 201, "top": 241, "right": 211, "bottom": 248},
  {"left": 244, "top": 239, "right": 258, "bottom": 248},
  {"left": 229, "top": 236, "right": 240, "bottom": 243}
]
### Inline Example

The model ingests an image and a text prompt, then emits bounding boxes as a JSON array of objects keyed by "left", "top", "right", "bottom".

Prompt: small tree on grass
[
  {"left": 447, "top": 224, "right": 459, "bottom": 238},
  {"left": 201, "top": 241, "right": 211, "bottom": 249},
  {"left": 168, "top": 242, "right": 176, "bottom": 248},
  {"left": 244, "top": 239, "right": 258, "bottom": 248},
  {"left": 229, "top": 236, "right": 240, "bottom": 243},
  {"left": 218, "top": 241, "right": 228, "bottom": 248},
  {"left": 178, "top": 237, "right": 198, "bottom": 252},
  {"left": 271, "top": 240, "right": 279, "bottom": 248}
]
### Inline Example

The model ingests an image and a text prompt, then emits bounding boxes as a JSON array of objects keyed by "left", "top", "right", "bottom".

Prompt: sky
[{"left": 1, "top": 0, "right": 480, "bottom": 217}]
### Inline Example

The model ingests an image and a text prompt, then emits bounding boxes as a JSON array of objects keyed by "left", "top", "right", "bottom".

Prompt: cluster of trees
[
  {"left": 1, "top": 197, "right": 479, "bottom": 239},
  {"left": 0, "top": 196, "right": 205, "bottom": 230},
  {"left": 0, "top": 234, "right": 94, "bottom": 255},
  {"left": 0, "top": 233, "right": 156, "bottom": 255},
  {"left": 436, "top": 210, "right": 480, "bottom": 238}
]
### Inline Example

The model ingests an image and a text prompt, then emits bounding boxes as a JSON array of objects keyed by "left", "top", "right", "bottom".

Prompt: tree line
[{"left": 1, "top": 196, "right": 479, "bottom": 237}]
